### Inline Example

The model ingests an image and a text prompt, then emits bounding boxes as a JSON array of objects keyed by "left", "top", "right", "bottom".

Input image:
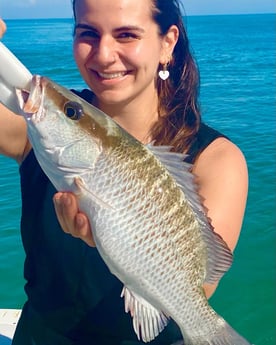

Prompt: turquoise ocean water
[{"left": 0, "top": 13, "right": 275, "bottom": 344}]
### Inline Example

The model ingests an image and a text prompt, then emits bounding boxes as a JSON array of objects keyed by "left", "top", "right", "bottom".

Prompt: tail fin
[{"left": 180, "top": 321, "right": 253, "bottom": 345}]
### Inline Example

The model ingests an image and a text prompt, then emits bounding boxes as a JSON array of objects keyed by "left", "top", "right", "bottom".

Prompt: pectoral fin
[{"left": 74, "top": 177, "right": 114, "bottom": 210}]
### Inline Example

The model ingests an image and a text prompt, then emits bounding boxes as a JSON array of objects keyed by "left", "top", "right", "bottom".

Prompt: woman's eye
[
  {"left": 80, "top": 30, "right": 99, "bottom": 38},
  {"left": 64, "top": 101, "right": 84, "bottom": 121},
  {"left": 75, "top": 30, "right": 99, "bottom": 41},
  {"left": 117, "top": 32, "right": 140, "bottom": 41}
]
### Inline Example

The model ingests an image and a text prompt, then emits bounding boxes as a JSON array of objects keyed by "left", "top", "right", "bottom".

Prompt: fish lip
[
  {"left": 16, "top": 88, "right": 30, "bottom": 109},
  {"left": 16, "top": 75, "right": 43, "bottom": 114}
]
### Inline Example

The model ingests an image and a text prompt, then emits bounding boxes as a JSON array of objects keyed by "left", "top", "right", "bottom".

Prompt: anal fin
[{"left": 121, "top": 286, "right": 169, "bottom": 343}]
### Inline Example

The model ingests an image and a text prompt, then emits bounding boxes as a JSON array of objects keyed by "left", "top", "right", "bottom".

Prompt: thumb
[{"left": 0, "top": 20, "right": 7, "bottom": 38}]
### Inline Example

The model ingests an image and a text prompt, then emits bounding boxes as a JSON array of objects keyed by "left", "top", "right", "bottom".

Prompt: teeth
[{"left": 98, "top": 72, "right": 126, "bottom": 79}]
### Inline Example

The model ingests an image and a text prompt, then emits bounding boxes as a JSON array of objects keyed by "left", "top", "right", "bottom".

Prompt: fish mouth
[{"left": 16, "top": 75, "right": 42, "bottom": 115}]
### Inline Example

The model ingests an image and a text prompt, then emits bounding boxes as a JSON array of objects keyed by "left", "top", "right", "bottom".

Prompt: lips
[{"left": 97, "top": 71, "right": 128, "bottom": 80}]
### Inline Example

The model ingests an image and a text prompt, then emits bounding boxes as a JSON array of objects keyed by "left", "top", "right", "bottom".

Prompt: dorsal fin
[{"left": 147, "top": 144, "right": 233, "bottom": 284}]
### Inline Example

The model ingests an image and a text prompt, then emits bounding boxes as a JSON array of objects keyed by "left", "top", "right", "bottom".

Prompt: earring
[{"left": 158, "top": 62, "right": 170, "bottom": 81}]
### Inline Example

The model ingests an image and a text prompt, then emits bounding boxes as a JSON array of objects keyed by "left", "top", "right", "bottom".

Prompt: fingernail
[
  {"left": 76, "top": 215, "right": 84, "bottom": 228},
  {"left": 63, "top": 194, "right": 71, "bottom": 207},
  {"left": 53, "top": 195, "right": 61, "bottom": 206}
]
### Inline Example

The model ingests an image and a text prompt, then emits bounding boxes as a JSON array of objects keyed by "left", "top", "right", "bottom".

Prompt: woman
[{"left": 0, "top": 0, "right": 248, "bottom": 344}]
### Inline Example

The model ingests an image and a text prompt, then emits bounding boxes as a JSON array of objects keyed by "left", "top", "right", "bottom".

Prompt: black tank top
[{"left": 15, "top": 89, "right": 227, "bottom": 344}]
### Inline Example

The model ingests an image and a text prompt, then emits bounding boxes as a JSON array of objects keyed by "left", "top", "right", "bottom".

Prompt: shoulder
[
  {"left": 193, "top": 137, "right": 248, "bottom": 251},
  {"left": 186, "top": 123, "right": 228, "bottom": 164},
  {"left": 194, "top": 136, "right": 247, "bottom": 183},
  {"left": 189, "top": 122, "right": 247, "bottom": 183}
]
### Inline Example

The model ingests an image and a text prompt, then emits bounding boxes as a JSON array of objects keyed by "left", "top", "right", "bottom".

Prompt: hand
[
  {"left": 53, "top": 192, "right": 96, "bottom": 247},
  {"left": 0, "top": 19, "right": 6, "bottom": 38}
]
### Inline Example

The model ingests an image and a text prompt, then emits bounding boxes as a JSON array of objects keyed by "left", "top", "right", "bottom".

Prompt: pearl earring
[{"left": 158, "top": 62, "right": 170, "bottom": 81}]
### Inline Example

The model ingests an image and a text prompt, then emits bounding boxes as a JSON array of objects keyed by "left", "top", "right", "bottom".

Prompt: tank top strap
[
  {"left": 71, "top": 88, "right": 94, "bottom": 103},
  {"left": 185, "top": 123, "right": 228, "bottom": 164}
]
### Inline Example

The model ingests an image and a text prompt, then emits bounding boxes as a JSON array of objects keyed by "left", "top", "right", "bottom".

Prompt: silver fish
[{"left": 16, "top": 75, "right": 252, "bottom": 345}]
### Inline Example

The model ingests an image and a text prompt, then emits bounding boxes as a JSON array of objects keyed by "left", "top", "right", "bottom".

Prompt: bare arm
[
  {"left": 194, "top": 137, "right": 248, "bottom": 297},
  {"left": 0, "top": 20, "right": 30, "bottom": 163},
  {"left": 0, "top": 103, "right": 30, "bottom": 163}
]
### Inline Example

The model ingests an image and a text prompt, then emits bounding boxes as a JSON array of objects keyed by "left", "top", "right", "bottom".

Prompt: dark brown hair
[
  {"left": 150, "top": 0, "right": 201, "bottom": 153},
  {"left": 72, "top": 0, "right": 201, "bottom": 153}
]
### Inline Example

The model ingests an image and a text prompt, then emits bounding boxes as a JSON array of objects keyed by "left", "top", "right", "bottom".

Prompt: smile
[{"left": 97, "top": 71, "right": 127, "bottom": 79}]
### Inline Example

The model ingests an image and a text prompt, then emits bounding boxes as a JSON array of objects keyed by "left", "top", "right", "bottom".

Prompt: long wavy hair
[
  {"left": 72, "top": 0, "right": 201, "bottom": 153},
  {"left": 151, "top": 0, "right": 201, "bottom": 153}
]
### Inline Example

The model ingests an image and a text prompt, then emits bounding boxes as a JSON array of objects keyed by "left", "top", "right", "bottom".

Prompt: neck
[
  {"left": 114, "top": 109, "right": 158, "bottom": 144},
  {"left": 95, "top": 95, "right": 159, "bottom": 144}
]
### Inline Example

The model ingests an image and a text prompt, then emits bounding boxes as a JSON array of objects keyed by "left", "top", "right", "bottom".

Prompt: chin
[{"left": 97, "top": 90, "right": 133, "bottom": 106}]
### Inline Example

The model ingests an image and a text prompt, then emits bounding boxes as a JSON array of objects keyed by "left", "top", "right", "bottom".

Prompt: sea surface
[{"left": 0, "top": 14, "right": 275, "bottom": 344}]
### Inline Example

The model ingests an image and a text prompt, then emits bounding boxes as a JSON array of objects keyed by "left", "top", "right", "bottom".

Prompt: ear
[{"left": 160, "top": 25, "right": 179, "bottom": 64}]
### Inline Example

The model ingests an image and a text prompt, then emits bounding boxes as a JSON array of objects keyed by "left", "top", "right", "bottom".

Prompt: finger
[
  {"left": 53, "top": 192, "right": 96, "bottom": 247},
  {"left": 0, "top": 20, "right": 7, "bottom": 38},
  {"left": 75, "top": 213, "right": 96, "bottom": 247},
  {"left": 53, "top": 192, "right": 78, "bottom": 234}
]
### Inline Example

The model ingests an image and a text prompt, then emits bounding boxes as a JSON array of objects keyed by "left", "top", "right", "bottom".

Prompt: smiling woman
[
  {"left": 71, "top": 0, "right": 200, "bottom": 150},
  {"left": 72, "top": 0, "right": 177, "bottom": 119}
]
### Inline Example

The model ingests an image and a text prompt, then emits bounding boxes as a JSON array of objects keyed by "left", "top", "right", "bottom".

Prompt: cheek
[
  {"left": 73, "top": 41, "right": 91, "bottom": 69},
  {"left": 125, "top": 43, "right": 161, "bottom": 72}
]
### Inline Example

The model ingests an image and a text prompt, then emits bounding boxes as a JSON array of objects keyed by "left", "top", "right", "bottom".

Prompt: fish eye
[{"left": 64, "top": 101, "right": 83, "bottom": 120}]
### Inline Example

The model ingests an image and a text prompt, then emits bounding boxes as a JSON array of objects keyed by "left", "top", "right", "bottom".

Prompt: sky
[{"left": 0, "top": 0, "right": 275, "bottom": 19}]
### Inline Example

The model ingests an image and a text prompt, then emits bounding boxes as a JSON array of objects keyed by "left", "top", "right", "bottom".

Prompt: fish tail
[{"left": 180, "top": 321, "right": 253, "bottom": 345}]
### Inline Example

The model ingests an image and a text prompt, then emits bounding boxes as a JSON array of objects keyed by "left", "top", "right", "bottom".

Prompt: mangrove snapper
[{"left": 16, "top": 75, "right": 252, "bottom": 345}]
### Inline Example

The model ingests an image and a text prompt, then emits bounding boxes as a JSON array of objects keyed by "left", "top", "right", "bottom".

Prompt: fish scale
[
  {"left": 16, "top": 75, "right": 252, "bottom": 345},
  {"left": 84, "top": 148, "right": 219, "bottom": 334}
]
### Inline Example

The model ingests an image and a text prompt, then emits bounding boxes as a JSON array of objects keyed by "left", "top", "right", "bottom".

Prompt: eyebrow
[
  {"left": 74, "top": 23, "right": 145, "bottom": 34},
  {"left": 114, "top": 25, "right": 145, "bottom": 34},
  {"left": 74, "top": 24, "right": 96, "bottom": 31}
]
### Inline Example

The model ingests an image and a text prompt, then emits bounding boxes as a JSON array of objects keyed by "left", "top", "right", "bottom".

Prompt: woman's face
[{"left": 73, "top": 0, "right": 175, "bottom": 110}]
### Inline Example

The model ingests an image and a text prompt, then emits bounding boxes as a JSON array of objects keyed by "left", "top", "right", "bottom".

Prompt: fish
[{"left": 16, "top": 75, "right": 252, "bottom": 345}]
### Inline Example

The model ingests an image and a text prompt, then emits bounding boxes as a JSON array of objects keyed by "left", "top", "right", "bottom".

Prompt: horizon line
[{"left": 2, "top": 11, "right": 275, "bottom": 21}]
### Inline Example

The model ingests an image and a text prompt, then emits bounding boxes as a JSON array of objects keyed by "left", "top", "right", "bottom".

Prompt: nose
[{"left": 94, "top": 35, "right": 117, "bottom": 66}]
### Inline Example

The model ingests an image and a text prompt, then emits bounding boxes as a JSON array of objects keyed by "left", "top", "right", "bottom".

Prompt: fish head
[{"left": 16, "top": 75, "right": 119, "bottom": 190}]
